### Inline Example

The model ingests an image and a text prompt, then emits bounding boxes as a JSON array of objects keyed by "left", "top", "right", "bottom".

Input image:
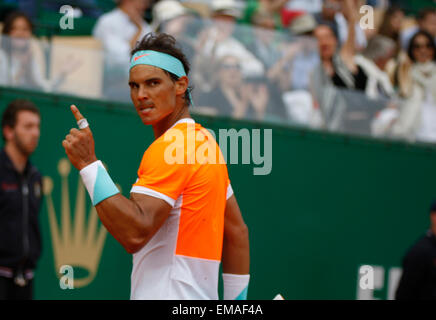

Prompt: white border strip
[
  {"left": 226, "top": 184, "right": 234, "bottom": 200},
  {"left": 131, "top": 185, "right": 176, "bottom": 207}
]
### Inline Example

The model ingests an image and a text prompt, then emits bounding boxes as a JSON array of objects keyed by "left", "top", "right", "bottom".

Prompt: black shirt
[
  {"left": 195, "top": 84, "right": 287, "bottom": 121},
  {"left": 332, "top": 65, "right": 368, "bottom": 91},
  {"left": 0, "top": 148, "right": 43, "bottom": 271},
  {"left": 395, "top": 230, "right": 436, "bottom": 300}
]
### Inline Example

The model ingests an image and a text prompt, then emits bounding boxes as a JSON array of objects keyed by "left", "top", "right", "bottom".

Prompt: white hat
[
  {"left": 211, "top": 0, "right": 241, "bottom": 18},
  {"left": 153, "top": 0, "right": 190, "bottom": 26},
  {"left": 289, "top": 13, "right": 317, "bottom": 35}
]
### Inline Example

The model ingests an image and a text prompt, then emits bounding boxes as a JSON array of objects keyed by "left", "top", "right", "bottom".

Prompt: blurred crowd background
[{"left": 0, "top": 0, "right": 435, "bottom": 143}]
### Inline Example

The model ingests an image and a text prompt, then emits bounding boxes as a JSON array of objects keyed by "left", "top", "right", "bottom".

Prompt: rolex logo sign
[{"left": 43, "top": 158, "right": 108, "bottom": 288}]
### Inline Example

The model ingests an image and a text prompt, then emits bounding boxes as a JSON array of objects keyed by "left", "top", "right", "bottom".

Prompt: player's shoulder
[
  {"left": 142, "top": 121, "right": 194, "bottom": 160},
  {"left": 144, "top": 119, "right": 222, "bottom": 164}
]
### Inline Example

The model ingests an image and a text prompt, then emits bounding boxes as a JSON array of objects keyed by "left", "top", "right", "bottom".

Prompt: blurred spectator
[
  {"left": 267, "top": 13, "right": 319, "bottom": 92},
  {"left": 152, "top": 0, "right": 199, "bottom": 59},
  {"left": 401, "top": 8, "right": 436, "bottom": 50},
  {"left": 195, "top": 55, "right": 250, "bottom": 118},
  {"left": 382, "top": 7, "right": 412, "bottom": 99},
  {"left": 314, "top": 0, "right": 367, "bottom": 50},
  {"left": 266, "top": 13, "right": 322, "bottom": 128},
  {"left": 193, "top": 0, "right": 264, "bottom": 91},
  {"left": 93, "top": 0, "right": 151, "bottom": 66},
  {"left": 354, "top": 36, "right": 400, "bottom": 136},
  {"left": 246, "top": 11, "right": 287, "bottom": 72},
  {"left": 0, "top": 11, "right": 76, "bottom": 91},
  {"left": 242, "top": 8, "right": 295, "bottom": 122},
  {"left": 0, "top": 99, "right": 43, "bottom": 300},
  {"left": 378, "top": 6, "right": 405, "bottom": 55},
  {"left": 242, "top": 0, "right": 288, "bottom": 30},
  {"left": 288, "top": 12, "right": 318, "bottom": 36},
  {"left": 313, "top": 0, "right": 367, "bottom": 91},
  {"left": 93, "top": 0, "right": 152, "bottom": 101},
  {"left": 407, "top": 30, "right": 436, "bottom": 142},
  {"left": 388, "top": 30, "right": 436, "bottom": 142},
  {"left": 195, "top": 54, "right": 281, "bottom": 121},
  {"left": 310, "top": 0, "right": 384, "bottom": 132},
  {"left": 355, "top": 35, "right": 396, "bottom": 99},
  {"left": 395, "top": 200, "right": 436, "bottom": 300}
]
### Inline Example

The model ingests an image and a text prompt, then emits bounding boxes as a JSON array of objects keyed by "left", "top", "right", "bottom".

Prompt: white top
[
  {"left": 416, "top": 92, "right": 436, "bottom": 143},
  {"left": 0, "top": 49, "right": 60, "bottom": 92},
  {"left": 93, "top": 8, "right": 151, "bottom": 66}
]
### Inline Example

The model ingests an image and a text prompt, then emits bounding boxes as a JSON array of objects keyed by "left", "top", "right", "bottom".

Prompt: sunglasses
[{"left": 412, "top": 42, "right": 433, "bottom": 50}]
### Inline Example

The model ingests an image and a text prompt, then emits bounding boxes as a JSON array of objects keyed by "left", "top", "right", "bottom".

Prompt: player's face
[
  {"left": 129, "top": 65, "right": 181, "bottom": 125},
  {"left": 8, "top": 111, "right": 40, "bottom": 156}
]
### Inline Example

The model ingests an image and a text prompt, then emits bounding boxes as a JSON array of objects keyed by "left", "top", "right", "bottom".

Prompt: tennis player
[{"left": 62, "top": 33, "right": 250, "bottom": 300}]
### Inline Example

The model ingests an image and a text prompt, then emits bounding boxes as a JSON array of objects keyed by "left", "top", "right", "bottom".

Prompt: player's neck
[
  {"left": 5, "top": 142, "right": 28, "bottom": 173},
  {"left": 152, "top": 107, "right": 191, "bottom": 139}
]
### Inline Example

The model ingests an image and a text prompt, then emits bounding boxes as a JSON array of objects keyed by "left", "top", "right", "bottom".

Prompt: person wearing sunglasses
[
  {"left": 390, "top": 30, "right": 436, "bottom": 142},
  {"left": 195, "top": 55, "right": 250, "bottom": 118},
  {"left": 407, "top": 30, "right": 436, "bottom": 142}
]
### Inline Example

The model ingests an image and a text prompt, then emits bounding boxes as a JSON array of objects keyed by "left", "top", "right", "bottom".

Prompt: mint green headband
[{"left": 130, "top": 50, "right": 193, "bottom": 106}]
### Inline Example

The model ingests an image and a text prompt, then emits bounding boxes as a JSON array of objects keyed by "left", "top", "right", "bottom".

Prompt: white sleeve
[
  {"left": 226, "top": 184, "right": 234, "bottom": 200},
  {"left": 0, "top": 50, "right": 9, "bottom": 85}
]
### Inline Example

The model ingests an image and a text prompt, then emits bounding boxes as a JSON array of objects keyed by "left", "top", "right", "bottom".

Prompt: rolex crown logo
[{"left": 43, "top": 158, "right": 108, "bottom": 288}]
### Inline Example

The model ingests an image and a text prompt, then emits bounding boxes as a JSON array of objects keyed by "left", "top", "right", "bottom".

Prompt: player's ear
[{"left": 175, "top": 76, "right": 189, "bottom": 96}]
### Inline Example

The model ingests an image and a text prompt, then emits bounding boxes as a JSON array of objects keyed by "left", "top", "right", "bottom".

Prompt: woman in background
[
  {"left": 0, "top": 11, "right": 74, "bottom": 91},
  {"left": 390, "top": 30, "right": 436, "bottom": 142}
]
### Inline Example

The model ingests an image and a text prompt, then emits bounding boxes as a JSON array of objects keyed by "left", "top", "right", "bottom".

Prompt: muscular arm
[
  {"left": 222, "top": 195, "right": 250, "bottom": 274},
  {"left": 95, "top": 192, "right": 172, "bottom": 254},
  {"left": 62, "top": 105, "right": 172, "bottom": 254}
]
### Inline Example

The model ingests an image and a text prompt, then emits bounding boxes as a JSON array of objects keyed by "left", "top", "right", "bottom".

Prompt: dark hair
[
  {"left": 2, "top": 11, "right": 34, "bottom": 35},
  {"left": 417, "top": 8, "right": 436, "bottom": 22},
  {"left": 1, "top": 99, "right": 40, "bottom": 141},
  {"left": 317, "top": 22, "right": 339, "bottom": 41},
  {"left": 378, "top": 6, "right": 404, "bottom": 40},
  {"left": 1, "top": 11, "right": 36, "bottom": 87},
  {"left": 407, "top": 30, "right": 436, "bottom": 62},
  {"left": 131, "top": 33, "right": 192, "bottom": 107}
]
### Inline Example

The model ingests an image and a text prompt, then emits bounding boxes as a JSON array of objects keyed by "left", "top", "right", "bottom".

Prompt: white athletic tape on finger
[
  {"left": 80, "top": 160, "right": 119, "bottom": 205},
  {"left": 77, "top": 118, "right": 89, "bottom": 130}
]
